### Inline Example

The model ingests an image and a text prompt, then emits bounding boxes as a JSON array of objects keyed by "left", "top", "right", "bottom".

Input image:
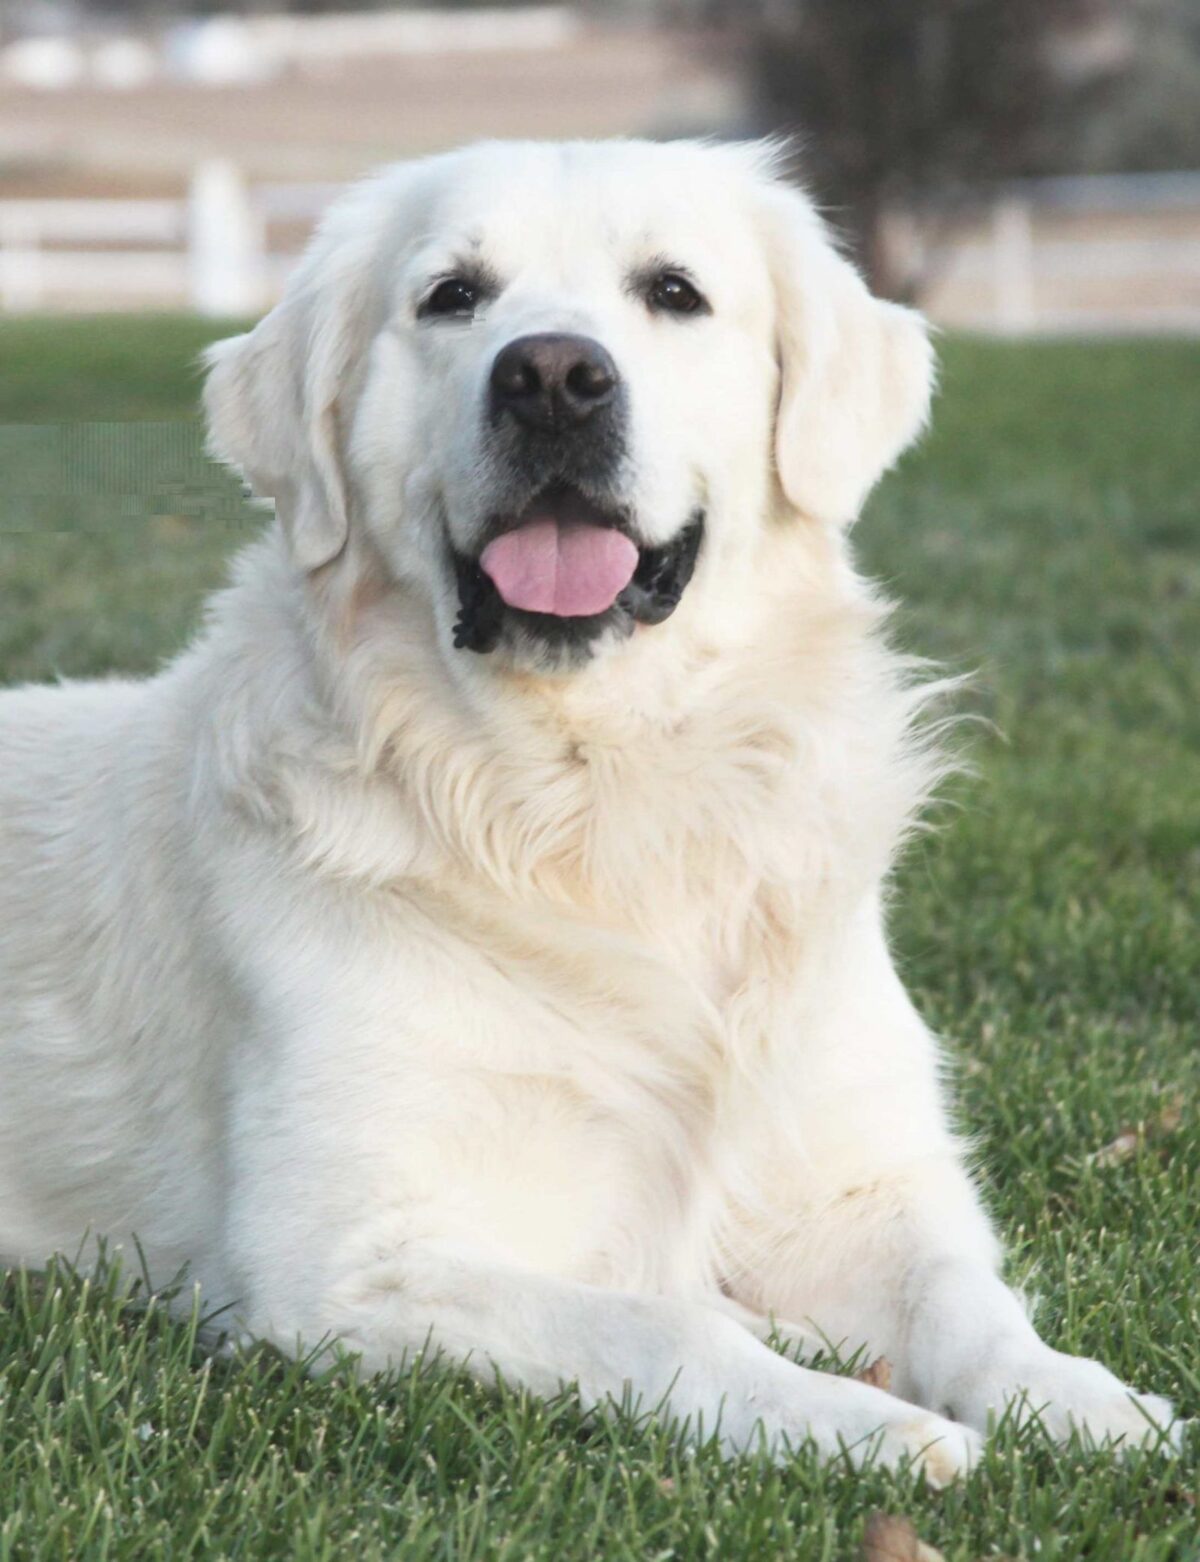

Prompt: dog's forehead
[{"left": 409, "top": 141, "right": 768, "bottom": 277}]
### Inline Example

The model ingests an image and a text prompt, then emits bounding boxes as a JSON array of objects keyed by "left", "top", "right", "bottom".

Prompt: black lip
[{"left": 451, "top": 505, "right": 705, "bottom": 656}]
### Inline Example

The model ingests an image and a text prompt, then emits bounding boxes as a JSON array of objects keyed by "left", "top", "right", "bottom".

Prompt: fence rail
[
  {"left": 2, "top": 166, "right": 1198, "bottom": 331},
  {"left": 0, "top": 162, "right": 330, "bottom": 314},
  {"left": 904, "top": 172, "right": 1200, "bottom": 334}
]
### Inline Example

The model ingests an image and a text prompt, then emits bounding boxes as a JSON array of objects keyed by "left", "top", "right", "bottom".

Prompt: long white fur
[{"left": 0, "top": 140, "right": 1176, "bottom": 1478}]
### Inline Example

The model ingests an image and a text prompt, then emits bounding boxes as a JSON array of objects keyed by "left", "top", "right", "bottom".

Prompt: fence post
[
  {"left": 879, "top": 206, "right": 925, "bottom": 299},
  {"left": 992, "top": 196, "right": 1035, "bottom": 333},
  {"left": 187, "top": 159, "right": 263, "bottom": 317},
  {"left": 0, "top": 210, "right": 43, "bottom": 312}
]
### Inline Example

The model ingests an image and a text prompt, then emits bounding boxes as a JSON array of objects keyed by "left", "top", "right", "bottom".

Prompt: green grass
[{"left": 1, "top": 318, "right": 1198, "bottom": 1560}]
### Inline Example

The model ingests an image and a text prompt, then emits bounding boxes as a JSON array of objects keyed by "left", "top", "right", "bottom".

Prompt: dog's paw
[
  {"left": 951, "top": 1347, "right": 1181, "bottom": 1453},
  {"left": 720, "top": 1373, "right": 981, "bottom": 1484},
  {"left": 869, "top": 1410, "right": 984, "bottom": 1488}
]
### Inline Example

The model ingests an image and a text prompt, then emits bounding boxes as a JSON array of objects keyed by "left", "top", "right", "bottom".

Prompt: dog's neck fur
[{"left": 193, "top": 519, "right": 941, "bottom": 993}]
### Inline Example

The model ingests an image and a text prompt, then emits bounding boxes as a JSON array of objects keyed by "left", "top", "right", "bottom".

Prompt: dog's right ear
[{"left": 202, "top": 188, "right": 383, "bottom": 573}]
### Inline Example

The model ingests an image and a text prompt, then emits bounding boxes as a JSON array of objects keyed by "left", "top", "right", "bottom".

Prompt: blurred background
[{"left": 1, "top": 0, "right": 1199, "bottom": 330}]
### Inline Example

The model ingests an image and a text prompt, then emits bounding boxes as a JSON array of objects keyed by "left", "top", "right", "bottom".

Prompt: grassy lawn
[{"left": 0, "top": 317, "right": 1197, "bottom": 1560}]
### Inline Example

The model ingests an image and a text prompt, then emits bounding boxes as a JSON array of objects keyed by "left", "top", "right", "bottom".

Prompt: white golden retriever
[{"left": 0, "top": 140, "right": 1177, "bottom": 1479}]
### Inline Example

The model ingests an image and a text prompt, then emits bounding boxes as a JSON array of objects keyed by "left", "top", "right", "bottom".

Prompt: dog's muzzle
[{"left": 452, "top": 333, "right": 702, "bottom": 657}]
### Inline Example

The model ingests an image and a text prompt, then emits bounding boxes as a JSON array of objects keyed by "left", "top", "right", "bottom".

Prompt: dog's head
[{"left": 205, "top": 140, "right": 932, "bottom": 673}]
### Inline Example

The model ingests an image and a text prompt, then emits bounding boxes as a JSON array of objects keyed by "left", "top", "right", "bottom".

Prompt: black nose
[{"left": 489, "top": 333, "right": 618, "bottom": 433}]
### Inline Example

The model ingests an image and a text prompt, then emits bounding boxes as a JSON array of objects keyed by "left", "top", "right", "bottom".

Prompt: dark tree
[
  {"left": 1073, "top": 0, "right": 1200, "bottom": 174},
  {"left": 741, "top": 0, "right": 1133, "bottom": 299}
]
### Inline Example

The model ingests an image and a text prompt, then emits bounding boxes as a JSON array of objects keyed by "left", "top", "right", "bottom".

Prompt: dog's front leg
[
  {"left": 742, "top": 1153, "right": 1179, "bottom": 1450},
  {"left": 741, "top": 905, "right": 1179, "bottom": 1451},
  {"left": 255, "top": 1235, "right": 980, "bottom": 1479},
  {"left": 901, "top": 1245, "right": 1180, "bottom": 1448},
  {"left": 769, "top": 1172, "right": 1178, "bottom": 1451}
]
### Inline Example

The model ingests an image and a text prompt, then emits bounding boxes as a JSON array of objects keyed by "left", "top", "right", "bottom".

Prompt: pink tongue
[{"left": 480, "top": 519, "right": 638, "bottom": 618}]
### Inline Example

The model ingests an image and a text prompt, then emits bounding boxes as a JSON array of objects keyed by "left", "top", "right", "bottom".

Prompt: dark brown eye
[
  {"left": 647, "top": 271, "right": 708, "bottom": 317},
  {"left": 420, "top": 277, "right": 482, "bottom": 320}
]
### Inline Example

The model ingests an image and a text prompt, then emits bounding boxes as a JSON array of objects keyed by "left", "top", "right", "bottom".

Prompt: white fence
[
  {"left": 0, "top": 161, "right": 338, "bottom": 315},
  {"left": 906, "top": 172, "right": 1200, "bottom": 335},
  {"left": 2, "top": 166, "right": 1200, "bottom": 331}
]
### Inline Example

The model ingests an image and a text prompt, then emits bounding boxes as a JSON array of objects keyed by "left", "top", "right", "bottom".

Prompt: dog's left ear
[{"left": 761, "top": 183, "right": 935, "bottom": 526}]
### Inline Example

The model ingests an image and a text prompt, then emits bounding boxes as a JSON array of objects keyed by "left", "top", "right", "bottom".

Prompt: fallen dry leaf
[
  {"left": 1152, "top": 1093, "right": 1185, "bottom": 1136},
  {"left": 1088, "top": 1094, "right": 1185, "bottom": 1169},
  {"left": 856, "top": 1356, "right": 894, "bottom": 1393},
  {"left": 860, "top": 1511, "right": 945, "bottom": 1562},
  {"left": 1089, "top": 1130, "right": 1139, "bottom": 1169}
]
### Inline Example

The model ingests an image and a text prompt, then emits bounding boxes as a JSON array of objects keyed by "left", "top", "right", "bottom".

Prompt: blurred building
[{"left": 0, "top": 6, "right": 742, "bottom": 185}]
